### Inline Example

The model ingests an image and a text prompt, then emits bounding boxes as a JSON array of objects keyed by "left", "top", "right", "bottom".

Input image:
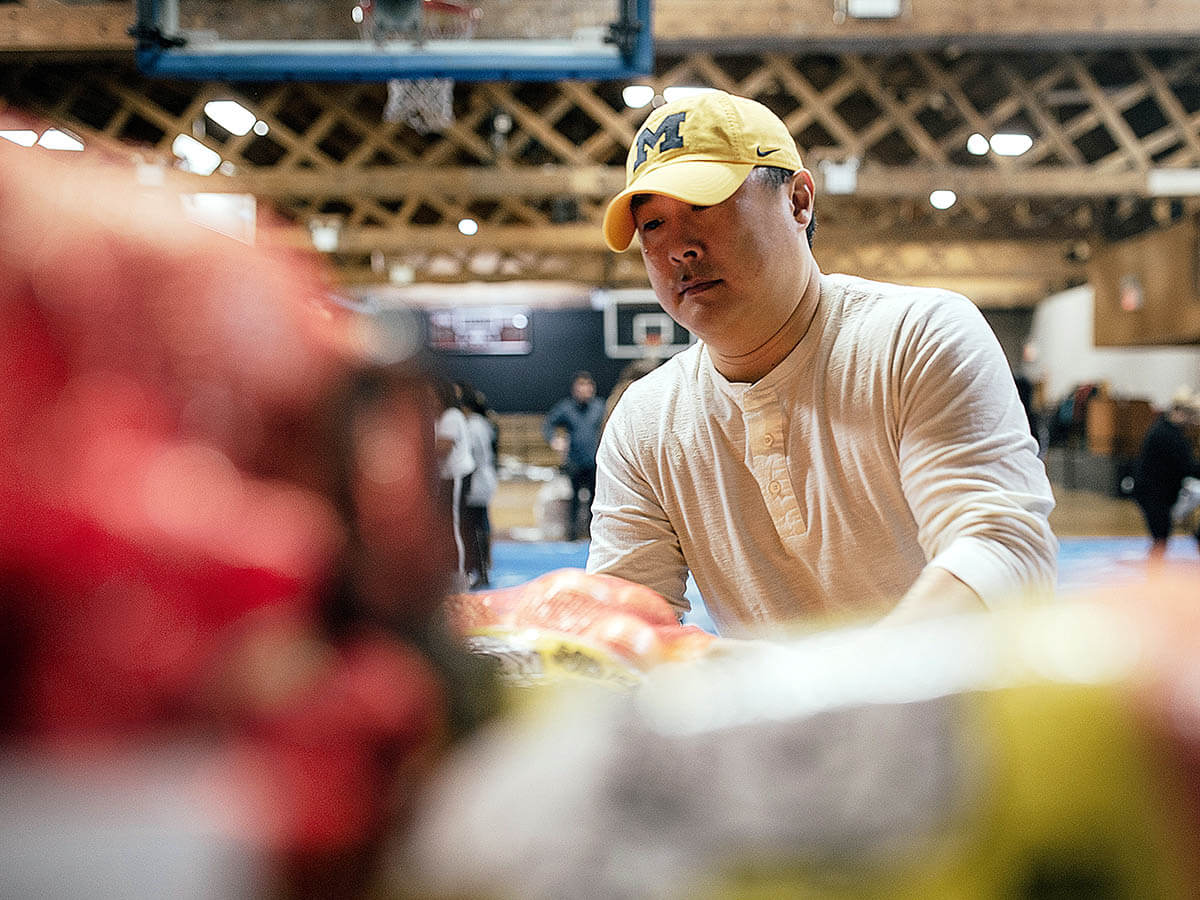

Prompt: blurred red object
[{"left": 0, "top": 135, "right": 465, "bottom": 889}]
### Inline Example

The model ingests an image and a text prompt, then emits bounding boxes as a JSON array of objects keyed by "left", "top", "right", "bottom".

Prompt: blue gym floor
[{"left": 484, "top": 537, "right": 1200, "bottom": 634}]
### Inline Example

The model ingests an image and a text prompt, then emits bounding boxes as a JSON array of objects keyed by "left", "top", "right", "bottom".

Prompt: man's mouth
[{"left": 679, "top": 279, "right": 722, "bottom": 298}]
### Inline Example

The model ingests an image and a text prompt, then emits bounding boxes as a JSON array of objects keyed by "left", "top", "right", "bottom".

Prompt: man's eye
[{"left": 639, "top": 219, "right": 661, "bottom": 233}]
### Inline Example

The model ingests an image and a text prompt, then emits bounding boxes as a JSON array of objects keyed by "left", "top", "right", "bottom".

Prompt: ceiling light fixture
[
  {"left": 37, "top": 129, "right": 84, "bottom": 151},
  {"left": 929, "top": 189, "right": 957, "bottom": 210},
  {"left": 844, "top": 0, "right": 902, "bottom": 17},
  {"left": 309, "top": 216, "right": 342, "bottom": 252},
  {"left": 204, "top": 100, "right": 257, "bottom": 136},
  {"left": 989, "top": 133, "right": 1033, "bottom": 156},
  {"left": 172, "top": 134, "right": 221, "bottom": 175},
  {"left": 0, "top": 130, "right": 37, "bottom": 147},
  {"left": 622, "top": 85, "right": 655, "bottom": 109}
]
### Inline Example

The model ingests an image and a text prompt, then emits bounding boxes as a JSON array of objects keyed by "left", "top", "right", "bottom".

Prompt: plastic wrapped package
[
  {"left": 396, "top": 572, "right": 1200, "bottom": 899},
  {"left": 444, "top": 569, "right": 717, "bottom": 687}
]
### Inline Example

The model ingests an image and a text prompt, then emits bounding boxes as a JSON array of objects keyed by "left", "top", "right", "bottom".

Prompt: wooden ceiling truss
[{"left": 5, "top": 45, "right": 1200, "bottom": 305}]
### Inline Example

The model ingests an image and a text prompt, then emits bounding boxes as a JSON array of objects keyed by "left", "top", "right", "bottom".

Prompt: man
[
  {"left": 586, "top": 90, "right": 1057, "bottom": 634},
  {"left": 1132, "top": 387, "right": 1200, "bottom": 560},
  {"left": 543, "top": 371, "right": 606, "bottom": 541}
]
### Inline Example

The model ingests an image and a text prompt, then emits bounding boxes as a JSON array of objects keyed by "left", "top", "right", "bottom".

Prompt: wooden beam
[
  {"left": 194, "top": 166, "right": 627, "bottom": 199},
  {"left": 283, "top": 223, "right": 605, "bottom": 254},
  {"left": 333, "top": 269, "right": 1061, "bottom": 309},
  {"left": 303, "top": 222, "right": 1080, "bottom": 306},
  {"left": 329, "top": 260, "right": 1058, "bottom": 308},
  {"left": 814, "top": 240, "right": 1082, "bottom": 282},
  {"left": 654, "top": 0, "right": 1200, "bottom": 49},
  {"left": 190, "top": 164, "right": 1162, "bottom": 202},
  {"left": 846, "top": 166, "right": 1150, "bottom": 199},
  {"left": 282, "top": 224, "right": 1084, "bottom": 267},
  {"left": 8, "top": 0, "right": 1200, "bottom": 57},
  {"left": 0, "top": 1, "right": 132, "bottom": 53}
]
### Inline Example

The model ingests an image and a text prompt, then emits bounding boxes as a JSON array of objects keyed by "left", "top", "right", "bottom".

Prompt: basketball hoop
[{"left": 374, "top": 0, "right": 482, "bottom": 134}]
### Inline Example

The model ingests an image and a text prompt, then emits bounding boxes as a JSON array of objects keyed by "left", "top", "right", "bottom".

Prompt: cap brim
[{"left": 602, "top": 159, "right": 756, "bottom": 252}]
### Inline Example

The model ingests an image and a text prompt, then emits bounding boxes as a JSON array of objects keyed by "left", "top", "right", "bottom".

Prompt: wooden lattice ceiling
[{"left": 5, "top": 38, "right": 1200, "bottom": 306}]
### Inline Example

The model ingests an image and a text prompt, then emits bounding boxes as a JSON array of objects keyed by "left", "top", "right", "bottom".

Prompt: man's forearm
[{"left": 880, "top": 565, "right": 984, "bottom": 626}]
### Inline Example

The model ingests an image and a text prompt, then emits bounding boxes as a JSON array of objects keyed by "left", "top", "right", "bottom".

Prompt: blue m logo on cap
[{"left": 633, "top": 112, "right": 686, "bottom": 171}]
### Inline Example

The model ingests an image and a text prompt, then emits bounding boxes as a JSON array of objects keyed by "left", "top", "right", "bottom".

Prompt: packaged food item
[
  {"left": 444, "top": 569, "right": 717, "bottom": 685},
  {"left": 401, "top": 573, "right": 1200, "bottom": 899}
]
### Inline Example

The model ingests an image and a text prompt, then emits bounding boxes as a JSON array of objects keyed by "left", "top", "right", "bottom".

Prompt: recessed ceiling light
[
  {"left": 37, "top": 129, "right": 84, "bottom": 151},
  {"left": 172, "top": 134, "right": 221, "bottom": 175},
  {"left": 0, "top": 130, "right": 37, "bottom": 147},
  {"left": 966, "top": 133, "right": 989, "bottom": 155},
  {"left": 990, "top": 133, "right": 1033, "bottom": 156},
  {"left": 929, "top": 189, "right": 957, "bottom": 210},
  {"left": 204, "top": 100, "right": 257, "bottom": 136},
  {"left": 622, "top": 85, "right": 655, "bottom": 109}
]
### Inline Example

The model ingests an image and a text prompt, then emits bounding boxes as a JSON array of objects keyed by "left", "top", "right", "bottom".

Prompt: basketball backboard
[
  {"left": 132, "top": 0, "right": 652, "bottom": 82},
  {"left": 598, "top": 289, "right": 693, "bottom": 360}
]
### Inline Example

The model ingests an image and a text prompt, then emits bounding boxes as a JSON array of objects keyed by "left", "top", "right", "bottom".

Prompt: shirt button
[
  {"left": 769, "top": 480, "right": 781, "bottom": 495},
  {"left": 763, "top": 434, "right": 774, "bottom": 447}
]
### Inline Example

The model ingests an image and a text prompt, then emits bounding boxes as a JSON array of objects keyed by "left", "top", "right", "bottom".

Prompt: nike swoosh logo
[{"left": 756, "top": 147, "right": 779, "bottom": 157}]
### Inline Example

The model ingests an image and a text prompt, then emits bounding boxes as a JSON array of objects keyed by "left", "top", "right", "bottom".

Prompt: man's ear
[{"left": 789, "top": 169, "right": 816, "bottom": 228}]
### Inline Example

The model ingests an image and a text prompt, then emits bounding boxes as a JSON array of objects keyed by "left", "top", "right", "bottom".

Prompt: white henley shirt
[{"left": 586, "top": 273, "right": 1057, "bottom": 635}]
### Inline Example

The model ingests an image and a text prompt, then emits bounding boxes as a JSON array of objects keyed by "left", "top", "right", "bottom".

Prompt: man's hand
[
  {"left": 550, "top": 434, "right": 568, "bottom": 455},
  {"left": 880, "top": 566, "right": 984, "bottom": 626}
]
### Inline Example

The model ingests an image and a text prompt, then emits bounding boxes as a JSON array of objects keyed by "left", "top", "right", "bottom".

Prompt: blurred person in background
[
  {"left": 543, "top": 371, "right": 605, "bottom": 542},
  {"left": 455, "top": 381, "right": 498, "bottom": 589},
  {"left": 590, "top": 90, "right": 1057, "bottom": 633},
  {"left": 434, "top": 378, "right": 475, "bottom": 590},
  {"left": 0, "top": 129, "right": 493, "bottom": 897},
  {"left": 1132, "top": 387, "right": 1200, "bottom": 561}
]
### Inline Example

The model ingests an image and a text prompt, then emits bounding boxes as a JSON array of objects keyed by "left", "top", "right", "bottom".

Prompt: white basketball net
[
  {"left": 385, "top": 77, "right": 455, "bottom": 133},
  {"left": 381, "top": 0, "right": 480, "bottom": 134}
]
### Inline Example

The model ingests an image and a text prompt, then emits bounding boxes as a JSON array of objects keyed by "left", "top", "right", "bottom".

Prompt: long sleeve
[
  {"left": 893, "top": 296, "right": 1058, "bottom": 604},
  {"left": 587, "top": 397, "right": 691, "bottom": 617}
]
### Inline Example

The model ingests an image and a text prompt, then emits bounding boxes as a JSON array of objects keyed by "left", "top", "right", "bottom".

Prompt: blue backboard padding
[
  {"left": 136, "top": 47, "right": 651, "bottom": 82},
  {"left": 135, "top": 0, "right": 652, "bottom": 82}
]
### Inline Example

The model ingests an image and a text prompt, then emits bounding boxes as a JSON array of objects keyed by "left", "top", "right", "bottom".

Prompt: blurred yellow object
[
  {"left": 711, "top": 681, "right": 1194, "bottom": 898},
  {"left": 402, "top": 573, "right": 1200, "bottom": 899}
]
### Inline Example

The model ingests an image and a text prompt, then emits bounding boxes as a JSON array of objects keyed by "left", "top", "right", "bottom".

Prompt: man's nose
[{"left": 668, "top": 229, "right": 703, "bottom": 265}]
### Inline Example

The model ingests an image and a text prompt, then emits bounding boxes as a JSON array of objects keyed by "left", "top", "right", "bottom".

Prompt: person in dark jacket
[
  {"left": 543, "top": 371, "right": 605, "bottom": 541},
  {"left": 1133, "top": 388, "right": 1200, "bottom": 559}
]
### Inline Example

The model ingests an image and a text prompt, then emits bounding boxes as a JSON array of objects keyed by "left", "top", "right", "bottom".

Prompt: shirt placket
[{"left": 743, "top": 386, "right": 805, "bottom": 538}]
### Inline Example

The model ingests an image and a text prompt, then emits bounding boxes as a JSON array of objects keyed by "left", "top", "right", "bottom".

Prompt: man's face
[
  {"left": 572, "top": 378, "right": 596, "bottom": 403},
  {"left": 632, "top": 172, "right": 813, "bottom": 356}
]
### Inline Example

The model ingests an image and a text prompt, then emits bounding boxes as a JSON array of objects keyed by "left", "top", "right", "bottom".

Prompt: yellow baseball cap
[{"left": 602, "top": 90, "right": 804, "bottom": 252}]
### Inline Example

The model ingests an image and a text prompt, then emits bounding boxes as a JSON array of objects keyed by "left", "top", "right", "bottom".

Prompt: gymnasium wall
[
  {"left": 424, "top": 305, "right": 1033, "bottom": 414},
  {"left": 424, "top": 308, "right": 630, "bottom": 413}
]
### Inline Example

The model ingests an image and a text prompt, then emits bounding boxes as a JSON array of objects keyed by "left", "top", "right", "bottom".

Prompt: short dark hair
[
  {"left": 749, "top": 165, "right": 815, "bottom": 247},
  {"left": 748, "top": 165, "right": 794, "bottom": 188}
]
